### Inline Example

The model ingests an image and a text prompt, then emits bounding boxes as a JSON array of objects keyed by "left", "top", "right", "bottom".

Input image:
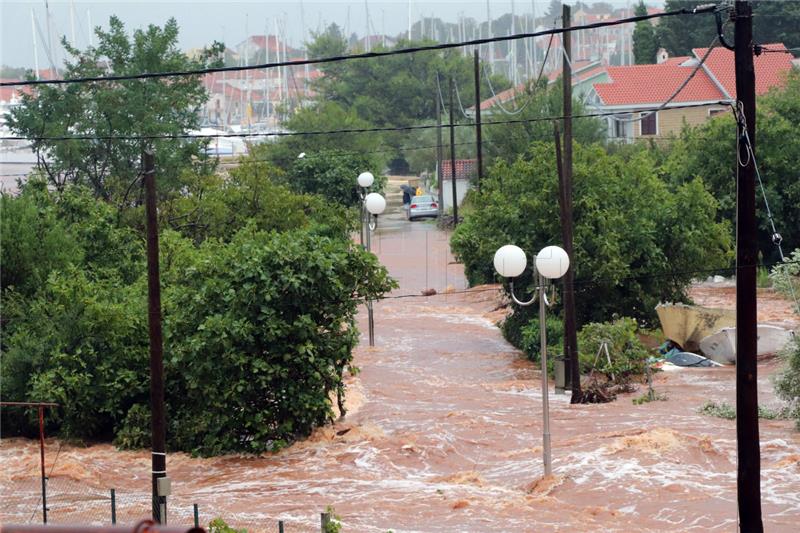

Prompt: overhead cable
[
  {"left": 6, "top": 101, "right": 731, "bottom": 142},
  {"left": 1, "top": 5, "right": 718, "bottom": 88},
  {"left": 609, "top": 35, "right": 723, "bottom": 125}
]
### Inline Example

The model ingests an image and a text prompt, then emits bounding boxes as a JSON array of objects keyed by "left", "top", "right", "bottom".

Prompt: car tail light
[
  {"left": 410, "top": 204, "right": 417, "bottom": 208},
  {"left": 431, "top": 203, "right": 438, "bottom": 208}
]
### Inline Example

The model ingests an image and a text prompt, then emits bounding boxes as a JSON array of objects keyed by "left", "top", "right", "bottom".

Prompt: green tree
[
  {"left": 279, "top": 149, "right": 386, "bottom": 207},
  {"left": 307, "top": 23, "right": 348, "bottom": 59},
  {"left": 656, "top": 1, "right": 723, "bottom": 57},
  {"left": 5, "top": 16, "right": 223, "bottom": 204},
  {"left": 655, "top": 0, "right": 800, "bottom": 58},
  {"left": 661, "top": 71, "right": 800, "bottom": 261},
  {"left": 451, "top": 142, "right": 732, "bottom": 330},
  {"left": 752, "top": 0, "right": 800, "bottom": 53},
  {"left": 0, "top": 182, "right": 82, "bottom": 296},
  {"left": 258, "top": 100, "right": 384, "bottom": 169},
  {"left": 161, "top": 157, "right": 356, "bottom": 242},
  {"left": 633, "top": 1, "right": 659, "bottom": 64},
  {"left": 483, "top": 79, "right": 607, "bottom": 162}
]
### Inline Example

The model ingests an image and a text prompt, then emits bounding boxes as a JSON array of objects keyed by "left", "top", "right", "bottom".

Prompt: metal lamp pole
[
  {"left": 357, "top": 172, "right": 385, "bottom": 347},
  {"left": 537, "top": 272, "right": 553, "bottom": 475},
  {"left": 494, "top": 245, "right": 569, "bottom": 477}
]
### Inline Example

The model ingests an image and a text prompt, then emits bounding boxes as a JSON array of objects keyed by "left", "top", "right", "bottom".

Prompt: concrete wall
[
  {"left": 638, "top": 104, "right": 727, "bottom": 138},
  {"left": 441, "top": 177, "right": 473, "bottom": 211}
]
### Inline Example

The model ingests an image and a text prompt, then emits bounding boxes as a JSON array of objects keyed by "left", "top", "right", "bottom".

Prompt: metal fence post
[
  {"left": 278, "top": 520, "right": 285, "bottom": 533},
  {"left": 320, "top": 512, "right": 331, "bottom": 533},
  {"left": 193, "top": 503, "right": 199, "bottom": 527},
  {"left": 110, "top": 489, "right": 116, "bottom": 524}
]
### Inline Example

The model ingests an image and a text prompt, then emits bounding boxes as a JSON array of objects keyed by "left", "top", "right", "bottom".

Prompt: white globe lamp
[
  {"left": 493, "top": 244, "right": 527, "bottom": 278},
  {"left": 535, "top": 245, "right": 570, "bottom": 279},
  {"left": 364, "top": 192, "right": 386, "bottom": 215},
  {"left": 357, "top": 171, "right": 375, "bottom": 188}
]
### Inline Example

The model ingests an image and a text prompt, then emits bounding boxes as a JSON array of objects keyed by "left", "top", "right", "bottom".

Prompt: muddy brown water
[{"left": 2, "top": 190, "right": 799, "bottom": 531}]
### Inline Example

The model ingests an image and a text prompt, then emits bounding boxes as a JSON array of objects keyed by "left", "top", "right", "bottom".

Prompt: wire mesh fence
[{"left": 0, "top": 477, "right": 319, "bottom": 532}]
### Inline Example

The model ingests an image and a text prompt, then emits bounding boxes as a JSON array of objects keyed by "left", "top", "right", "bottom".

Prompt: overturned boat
[
  {"left": 655, "top": 303, "right": 736, "bottom": 352},
  {"left": 699, "top": 325, "right": 794, "bottom": 365}
]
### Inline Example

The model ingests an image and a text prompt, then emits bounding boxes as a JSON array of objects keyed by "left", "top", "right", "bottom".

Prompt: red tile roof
[
  {"left": 441, "top": 159, "right": 477, "bottom": 180},
  {"left": 593, "top": 64, "right": 725, "bottom": 105},
  {"left": 693, "top": 43, "right": 794, "bottom": 98}
]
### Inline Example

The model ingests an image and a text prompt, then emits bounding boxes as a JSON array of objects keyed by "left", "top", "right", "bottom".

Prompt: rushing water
[{"left": 2, "top": 181, "right": 799, "bottom": 531}]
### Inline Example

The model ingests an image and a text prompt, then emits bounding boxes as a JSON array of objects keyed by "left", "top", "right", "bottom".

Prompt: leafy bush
[
  {"left": 770, "top": 249, "right": 800, "bottom": 314},
  {"left": 774, "top": 337, "right": 800, "bottom": 430},
  {"left": 577, "top": 318, "right": 651, "bottom": 381},
  {"left": 161, "top": 228, "right": 396, "bottom": 455},
  {"left": 1, "top": 268, "right": 149, "bottom": 440},
  {"left": 162, "top": 160, "right": 356, "bottom": 243},
  {"left": 1, "top": 181, "right": 82, "bottom": 296},
  {"left": 518, "top": 317, "right": 565, "bottom": 363},
  {"left": 1, "top": 176, "right": 396, "bottom": 454},
  {"left": 208, "top": 518, "right": 247, "bottom": 533}
]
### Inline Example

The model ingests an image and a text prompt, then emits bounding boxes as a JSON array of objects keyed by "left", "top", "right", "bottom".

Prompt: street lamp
[
  {"left": 357, "top": 173, "right": 386, "bottom": 346},
  {"left": 493, "top": 244, "right": 569, "bottom": 477}
]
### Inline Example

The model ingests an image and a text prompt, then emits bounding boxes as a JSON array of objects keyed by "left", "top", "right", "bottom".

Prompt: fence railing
[{"left": 0, "top": 478, "right": 337, "bottom": 533}]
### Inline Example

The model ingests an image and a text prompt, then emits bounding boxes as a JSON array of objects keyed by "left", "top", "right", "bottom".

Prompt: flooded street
[{"left": 2, "top": 180, "right": 799, "bottom": 531}]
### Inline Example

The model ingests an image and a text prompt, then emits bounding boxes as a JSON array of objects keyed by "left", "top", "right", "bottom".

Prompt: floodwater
[{"left": 2, "top": 179, "right": 799, "bottom": 531}]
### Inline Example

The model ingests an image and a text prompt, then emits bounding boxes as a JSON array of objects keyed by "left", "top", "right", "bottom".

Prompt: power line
[
  {"left": 6, "top": 101, "right": 730, "bottom": 142},
  {"left": 480, "top": 21, "right": 556, "bottom": 117},
  {"left": 1, "top": 5, "right": 719, "bottom": 88},
  {"left": 609, "top": 35, "right": 724, "bottom": 125},
  {"left": 372, "top": 260, "right": 800, "bottom": 302}
]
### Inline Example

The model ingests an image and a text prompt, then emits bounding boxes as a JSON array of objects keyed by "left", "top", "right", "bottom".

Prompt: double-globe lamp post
[
  {"left": 357, "top": 171, "right": 386, "bottom": 347},
  {"left": 493, "top": 244, "right": 570, "bottom": 477}
]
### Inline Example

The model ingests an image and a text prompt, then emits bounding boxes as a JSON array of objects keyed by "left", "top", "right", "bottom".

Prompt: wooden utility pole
[
  {"left": 473, "top": 49, "right": 483, "bottom": 192},
  {"left": 449, "top": 77, "right": 458, "bottom": 226},
  {"left": 144, "top": 150, "right": 168, "bottom": 524},
  {"left": 733, "top": 1, "right": 762, "bottom": 530},
  {"left": 560, "top": 3, "right": 581, "bottom": 402},
  {"left": 436, "top": 86, "right": 444, "bottom": 218}
]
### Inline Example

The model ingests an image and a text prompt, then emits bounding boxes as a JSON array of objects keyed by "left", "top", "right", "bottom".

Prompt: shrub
[
  {"left": 518, "top": 316, "right": 565, "bottom": 363},
  {"left": 162, "top": 228, "right": 396, "bottom": 455},
  {"left": 577, "top": 317, "right": 651, "bottom": 382},
  {"left": 770, "top": 249, "right": 800, "bottom": 314},
  {"left": 774, "top": 337, "right": 800, "bottom": 430}
]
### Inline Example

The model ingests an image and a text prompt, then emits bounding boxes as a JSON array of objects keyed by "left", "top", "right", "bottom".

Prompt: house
[
  {"left": 588, "top": 43, "right": 794, "bottom": 142},
  {"left": 469, "top": 60, "right": 609, "bottom": 117},
  {"left": 439, "top": 159, "right": 476, "bottom": 210}
]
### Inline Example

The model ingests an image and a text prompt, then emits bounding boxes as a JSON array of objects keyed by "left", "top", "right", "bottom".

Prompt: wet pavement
[{"left": 2, "top": 178, "right": 799, "bottom": 531}]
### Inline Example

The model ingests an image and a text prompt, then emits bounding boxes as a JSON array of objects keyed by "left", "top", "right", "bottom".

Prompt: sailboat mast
[{"left": 31, "top": 9, "right": 40, "bottom": 79}]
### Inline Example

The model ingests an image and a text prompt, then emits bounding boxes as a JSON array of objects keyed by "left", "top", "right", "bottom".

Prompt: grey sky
[{"left": 2, "top": 1, "right": 654, "bottom": 69}]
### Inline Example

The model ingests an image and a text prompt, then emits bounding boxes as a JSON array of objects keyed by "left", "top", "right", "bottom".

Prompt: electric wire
[
  {"left": 478, "top": 22, "right": 555, "bottom": 117},
  {"left": 734, "top": 101, "right": 800, "bottom": 310},
  {"left": 1, "top": 5, "right": 718, "bottom": 88},
  {"left": 5, "top": 101, "right": 729, "bottom": 142},
  {"left": 372, "top": 260, "right": 800, "bottom": 302},
  {"left": 608, "top": 35, "right": 724, "bottom": 125}
]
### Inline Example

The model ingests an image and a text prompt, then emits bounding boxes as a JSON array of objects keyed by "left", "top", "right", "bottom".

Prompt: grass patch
[{"left": 699, "top": 400, "right": 792, "bottom": 420}]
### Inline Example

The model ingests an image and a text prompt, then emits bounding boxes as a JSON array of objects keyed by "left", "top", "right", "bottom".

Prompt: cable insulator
[{"left": 772, "top": 233, "right": 783, "bottom": 246}]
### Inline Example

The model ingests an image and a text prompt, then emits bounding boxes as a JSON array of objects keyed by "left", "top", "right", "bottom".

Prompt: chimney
[{"left": 656, "top": 48, "right": 669, "bottom": 64}]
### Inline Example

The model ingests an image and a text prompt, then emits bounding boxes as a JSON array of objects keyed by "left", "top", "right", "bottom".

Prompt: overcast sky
[{"left": 2, "top": 0, "right": 655, "bottom": 69}]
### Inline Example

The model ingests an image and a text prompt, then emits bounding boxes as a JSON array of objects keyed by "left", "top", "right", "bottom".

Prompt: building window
[
  {"left": 614, "top": 115, "right": 630, "bottom": 139},
  {"left": 640, "top": 112, "right": 657, "bottom": 136},
  {"left": 708, "top": 107, "right": 727, "bottom": 117}
]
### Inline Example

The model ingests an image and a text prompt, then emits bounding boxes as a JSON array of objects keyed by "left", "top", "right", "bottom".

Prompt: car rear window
[{"left": 412, "top": 196, "right": 434, "bottom": 203}]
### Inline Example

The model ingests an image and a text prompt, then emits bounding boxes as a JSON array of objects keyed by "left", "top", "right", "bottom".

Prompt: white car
[{"left": 406, "top": 195, "right": 439, "bottom": 221}]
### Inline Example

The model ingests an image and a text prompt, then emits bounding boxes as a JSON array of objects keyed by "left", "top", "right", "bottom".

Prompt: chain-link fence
[{"left": 0, "top": 477, "right": 324, "bottom": 532}]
